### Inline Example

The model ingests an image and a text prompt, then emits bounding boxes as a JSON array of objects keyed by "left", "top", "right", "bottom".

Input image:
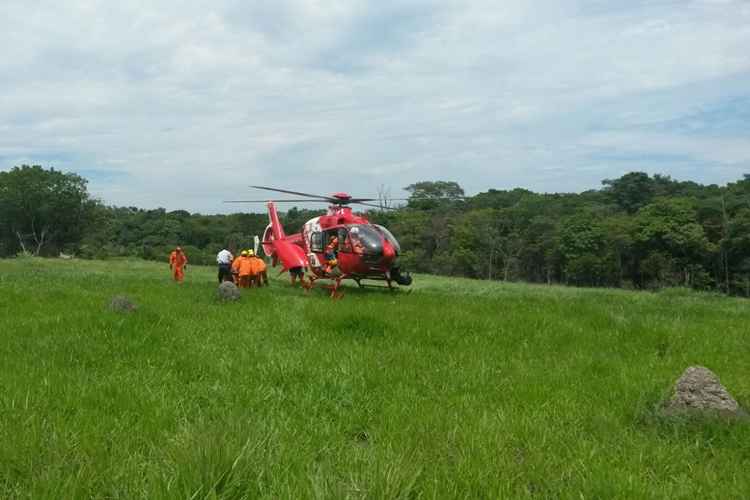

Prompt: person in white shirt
[{"left": 216, "top": 248, "right": 234, "bottom": 283}]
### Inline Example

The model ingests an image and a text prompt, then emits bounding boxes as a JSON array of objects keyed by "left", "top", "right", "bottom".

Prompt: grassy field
[{"left": 0, "top": 257, "right": 748, "bottom": 499}]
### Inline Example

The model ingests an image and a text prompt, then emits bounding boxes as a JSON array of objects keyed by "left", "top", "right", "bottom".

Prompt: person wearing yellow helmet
[
  {"left": 238, "top": 250, "right": 254, "bottom": 288},
  {"left": 248, "top": 250, "right": 268, "bottom": 287}
]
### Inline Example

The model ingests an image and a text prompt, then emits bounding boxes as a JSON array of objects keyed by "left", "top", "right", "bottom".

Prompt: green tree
[
  {"left": 441, "top": 208, "right": 503, "bottom": 279},
  {"left": 602, "top": 172, "right": 655, "bottom": 214},
  {"left": 724, "top": 208, "right": 750, "bottom": 295},
  {"left": 0, "top": 165, "right": 93, "bottom": 256},
  {"left": 600, "top": 214, "right": 636, "bottom": 287},
  {"left": 559, "top": 212, "right": 608, "bottom": 286},
  {"left": 383, "top": 209, "right": 433, "bottom": 272},
  {"left": 635, "top": 198, "right": 716, "bottom": 287},
  {"left": 405, "top": 181, "right": 465, "bottom": 210}
]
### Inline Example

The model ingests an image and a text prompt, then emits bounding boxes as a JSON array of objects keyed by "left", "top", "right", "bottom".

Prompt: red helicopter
[{"left": 227, "top": 186, "right": 412, "bottom": 297}]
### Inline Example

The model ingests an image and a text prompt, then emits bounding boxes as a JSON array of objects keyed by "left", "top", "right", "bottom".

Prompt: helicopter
[{"left": 226, "top": 186, "right": 413, "bottom": 297}]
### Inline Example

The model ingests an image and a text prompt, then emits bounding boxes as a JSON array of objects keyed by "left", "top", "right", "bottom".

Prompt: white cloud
[
  {"left": 0, "top": 0, "right": 749, "bottom": 211},
  {"left": 585, "top": 131, "right": 750, "bottom": 165}
]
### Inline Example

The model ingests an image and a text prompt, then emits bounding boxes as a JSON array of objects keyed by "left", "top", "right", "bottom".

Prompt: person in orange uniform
[
  {"left": 249, "top": 250, "right": 268, "bottom": 287},
  {"left": 231, "top": 251, "right": 245, "bottom": 284},
  {"left": 238, "top": 250, "right": 255, "bottom": 288},
  {"left": 169, "top": 246, "right": 188, "bottom": 282}
]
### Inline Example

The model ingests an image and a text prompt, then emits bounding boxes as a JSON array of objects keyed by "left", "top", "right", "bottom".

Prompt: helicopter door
[
  {"left": 334, "top": 228, "right": 357, "bottom": 273},
  {"left": 310, "top": 231, "right": 323, "bottom": 253},
  {"left": 307, "top": 232, "right": 323, "bottom": 269},
  {"left": 322, "top": 229, "right": 344, "bottom": 252}
]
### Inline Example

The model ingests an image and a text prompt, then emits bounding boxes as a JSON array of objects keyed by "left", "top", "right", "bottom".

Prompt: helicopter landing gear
[
  {"left": 305, "top": 275, "right": 318, "bottom": 293},
  {"left": 319, "top": 277, "right": 344, "bottom": 299},
  {"left": 391, "top": 266, "right": 412, "bottom": 286},
  {"left": 331, "top": 278, "right": 345, "bottom": 299},
  {"left": 304, "top": 274, "right": 346, "bottom": 299}
]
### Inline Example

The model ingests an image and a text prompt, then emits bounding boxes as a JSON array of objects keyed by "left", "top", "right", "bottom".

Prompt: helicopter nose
[{"left": 382, "top": 239, "right": 396, "bottom": 262}]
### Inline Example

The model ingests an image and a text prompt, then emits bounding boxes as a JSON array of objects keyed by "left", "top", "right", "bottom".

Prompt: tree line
[{"left": 3, "top": 165, "right": 750, "bottom": 295}]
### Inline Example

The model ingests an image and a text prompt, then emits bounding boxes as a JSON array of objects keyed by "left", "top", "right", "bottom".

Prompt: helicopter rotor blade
[
  {"left": 227, "top": 197, "right": 432, "bottom": 205},
  {"left": 249, "top": 185, "right": 334, "bottom": 201},
  {"left": 225, "top": 199, "right": 402, "bottom": 209},
  {"left": 249, "top": 186, "right": 413, "bottom": 203},
  {"left": 353, "top": 201, "right": 399, "bottom": 210},
  {"left": 239, "top": 186, "right": 418, "bottom": 206},
  {"left": 224, "top": 199, "right": 331, "bottom": 203}
]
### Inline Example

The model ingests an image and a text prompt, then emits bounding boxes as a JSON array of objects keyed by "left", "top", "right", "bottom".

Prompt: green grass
[{"left": 0, "top": 257, "right": 749, "bottom": 499}]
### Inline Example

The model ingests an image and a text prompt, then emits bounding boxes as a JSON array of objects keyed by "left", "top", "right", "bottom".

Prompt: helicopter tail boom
[
  {"left": 263, "top": 201, "right": 308, "bottom": 271},
  {"left": 267, "top": 201, "right": 286, "bottom": 240}
]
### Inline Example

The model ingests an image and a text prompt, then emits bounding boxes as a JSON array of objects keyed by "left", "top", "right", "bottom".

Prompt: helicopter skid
[
  {"left": 354, "top": 280, "right": 412, "bottom": 293},
  {"left": 307, "top": 274, "right": 346, "bottom": 299}
]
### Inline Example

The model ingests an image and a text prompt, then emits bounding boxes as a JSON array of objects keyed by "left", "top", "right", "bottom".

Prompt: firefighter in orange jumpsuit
[
  {"left": 238, "top": 250, "right": 255, "bottom": 288},
  {"left": 231, "top": 251, "right": 245, "bottom": 284},
  {"left": 169, "top": 247, "right": 188, "bottom": 282},
  {"left": 249, "top": 251, "right": 268, "bottom": 287}
]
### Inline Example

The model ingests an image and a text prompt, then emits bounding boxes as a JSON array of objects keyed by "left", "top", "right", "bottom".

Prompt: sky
[{"left": 1, "top": 0, "right": 749, "bottom": 213}]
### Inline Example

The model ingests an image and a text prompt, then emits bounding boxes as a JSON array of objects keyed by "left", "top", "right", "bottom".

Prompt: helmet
[
  {"left": 176, "top": 246, "right": 182, "bottom": 251},
  {"left": 247, "top": 249, "right": 254, "bottom": 256},
  {"left": 241, "top": 250, "right": 248, "bottom": 256}
]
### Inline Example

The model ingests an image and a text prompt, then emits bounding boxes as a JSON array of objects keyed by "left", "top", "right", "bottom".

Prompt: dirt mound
[
  {"left": 217, "top": 281, "right": 240, "bottom": 301},
  {"left": 664, "top": 366, "right": 746, "bottom": 418},
  {"left": 109, "top": 295, "right": 137, "bottom": 313}
]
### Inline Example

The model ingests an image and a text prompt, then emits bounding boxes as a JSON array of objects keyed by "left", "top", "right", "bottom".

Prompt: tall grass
[{"left": 0, "top": 258, "right": 748, "bottom": 499}]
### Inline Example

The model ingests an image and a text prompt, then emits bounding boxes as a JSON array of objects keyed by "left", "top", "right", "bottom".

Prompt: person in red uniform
[{"left": 169, "top": 247, "right": 188, "bottom": 282}]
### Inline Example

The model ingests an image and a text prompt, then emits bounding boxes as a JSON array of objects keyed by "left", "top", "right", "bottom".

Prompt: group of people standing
[
  {"left": 167, "top": 246, "right": 267, "bottom": 288},
  {"left": 217, "top": 248, "right": 268, "bottom": 288}
]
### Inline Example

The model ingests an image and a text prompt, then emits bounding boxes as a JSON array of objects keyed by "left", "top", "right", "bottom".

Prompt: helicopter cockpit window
[
  {"left": 374, "top": 225, "right": 401, "bottom": 254},
  {"left": 347, "top": 225, "right": 382, "bottom": 255},
  {"left": 337, "top": 228, "right": 352, "bottom": 252},
  {"left": 310, "top": 232, "right": 323, "bottom": 252},
  {"left": 337, "top": 228, "right": 348, "bottom": 247}
]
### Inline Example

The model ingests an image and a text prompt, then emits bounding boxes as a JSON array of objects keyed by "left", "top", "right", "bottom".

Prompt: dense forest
[{"left": 3, "top": 165, "right": 750, "bottom": 295}]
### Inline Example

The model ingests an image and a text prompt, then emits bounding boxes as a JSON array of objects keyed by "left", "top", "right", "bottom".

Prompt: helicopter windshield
[
  {"left": 374, "top": 225, "right": 401, "bottom": 254},
  {"left": 347, "top": 225, "right": 383, "bottom": 255}
]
